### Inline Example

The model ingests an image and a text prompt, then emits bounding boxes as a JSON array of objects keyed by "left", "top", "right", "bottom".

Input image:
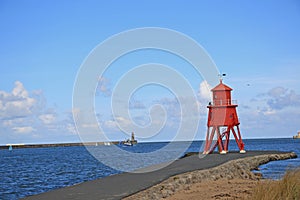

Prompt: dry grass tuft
[{"left": 249, "top": 167, "right": 300, "bottom": 200}]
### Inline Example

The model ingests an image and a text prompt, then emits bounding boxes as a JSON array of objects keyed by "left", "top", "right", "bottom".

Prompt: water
[{"left": 0, "top": 138, "right": 299, "bottom": 199}]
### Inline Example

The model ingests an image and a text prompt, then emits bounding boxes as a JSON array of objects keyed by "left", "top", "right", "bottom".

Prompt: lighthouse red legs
[
  {"left": 232, "top": 125, "right": 246, "bottom": 153},
  {"left": 204, "top": 125, "right": 245, "bottom": 154}
]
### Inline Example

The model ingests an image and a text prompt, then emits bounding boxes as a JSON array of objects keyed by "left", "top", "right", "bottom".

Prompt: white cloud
[
  {"left": 96, "top": 76, "right": 111, "bottom": 96},
  {"left": 12, "top": 126, "right": 35, "bottom": 133},
  {"left": 115, "top": 116, "right": 132, "bottom": 129},
  {"left": 267, "top": 88, "right": 300, "bottom": 110},
  {"left": 198, "top": 80, "right": 212, "bottom": 101},
  {"left": 238, "top": 86, "right": 300, "bottom": 138},
  {"left": 103, "top": 120, "right": 119, "bottom": 129},
  {"left": 66, "top": 123, "right": 77, "bottom": 135},
  {"left": 39, "top": 114, "right": 56, "bottom": 124},
  {"left": 268, "top": 87, "right": 287, "bottom": 98},
  {"left": 129, "top": 99, "right": 146, "bottom": 109},
  {"left": 12, "top": 81, "right": 29, "bottom": 97},
  {"left": 2, "top": 118, "right": 25, "bottom": 127},
  {"left": 81, "top": 123, "right": 98, "bottom": 128},
  {"left": 0, "top": 81, "right": 79, "bottom": 144},
  {"left": 255, "top": 86, "right": 300, "bottom": 110},
  {"left": 197, "top": 81, "right": 213, "bottom": 115},
  {"left": 0, "top": 81, "right": 36, "bottom": 119},
  {"left": 262, "top": 108, "right": 276, "bottom": 116}
]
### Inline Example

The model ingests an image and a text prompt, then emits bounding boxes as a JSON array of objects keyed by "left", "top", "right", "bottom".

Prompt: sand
[{"left": 164, "top": 178, "right": 259, "bottom": 200}]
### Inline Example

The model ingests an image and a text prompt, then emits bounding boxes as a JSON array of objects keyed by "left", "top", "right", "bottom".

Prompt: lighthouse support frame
[
  {"left": 203, "top": 79, "right": 246, "bottom": 154},
  {"left": 204, "top": 124, "right": 245, "bottom": 154}
]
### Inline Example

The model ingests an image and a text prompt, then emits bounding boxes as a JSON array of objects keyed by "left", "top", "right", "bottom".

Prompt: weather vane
[{"left": 218, "top": 73, "right": 226, "bottom": 81}]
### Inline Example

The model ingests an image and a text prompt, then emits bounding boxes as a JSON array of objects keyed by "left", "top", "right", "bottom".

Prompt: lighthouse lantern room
[{"left": 203, "top": 77, "right": 246, "bottom": 154}]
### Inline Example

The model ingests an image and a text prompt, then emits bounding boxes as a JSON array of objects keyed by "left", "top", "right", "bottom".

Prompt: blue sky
[{"left": 0, "top": 0, "right": 300, "bottom": 144}]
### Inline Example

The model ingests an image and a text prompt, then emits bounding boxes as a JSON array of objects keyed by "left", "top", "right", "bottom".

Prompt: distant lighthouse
[{"left": 203, "top": 77, "right": 245, "bottom": 154}]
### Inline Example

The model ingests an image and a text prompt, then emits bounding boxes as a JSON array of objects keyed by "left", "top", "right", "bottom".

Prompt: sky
[{"left": 0, "top": 0, "right": 300, "bottom": 145}]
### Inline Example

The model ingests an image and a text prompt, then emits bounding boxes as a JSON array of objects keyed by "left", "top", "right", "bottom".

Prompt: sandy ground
[{"left": 164, "top": 178, "right": 259, "bottom": 200}]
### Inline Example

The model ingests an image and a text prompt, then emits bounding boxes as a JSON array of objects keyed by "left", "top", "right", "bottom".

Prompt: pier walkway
[{"left": 24, "top": 151, "right": 289, "bottom": 200}]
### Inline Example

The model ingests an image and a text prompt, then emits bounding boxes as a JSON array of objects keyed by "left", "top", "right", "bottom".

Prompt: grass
[{"left": 249, "top": 167, "right": 300, "bottom": 200}]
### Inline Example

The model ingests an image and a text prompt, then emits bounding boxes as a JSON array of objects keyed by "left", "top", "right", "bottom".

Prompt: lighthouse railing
[{"left": 209, "top": 99, "right": 238, "bottom": 106}]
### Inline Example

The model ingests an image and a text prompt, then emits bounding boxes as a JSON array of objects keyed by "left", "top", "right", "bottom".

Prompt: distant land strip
[{"left": 0, "top": 141, "right": 120, "bottom": 149}]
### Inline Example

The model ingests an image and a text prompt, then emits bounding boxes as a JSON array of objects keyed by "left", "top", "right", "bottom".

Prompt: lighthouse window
[{"left": 214, "top": 95, "right": 217, "bottom": 99}]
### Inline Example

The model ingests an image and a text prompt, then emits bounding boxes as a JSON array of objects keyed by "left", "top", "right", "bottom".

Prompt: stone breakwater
[{"left": 125, "top": 152, "right": 297, "bottom": 200}]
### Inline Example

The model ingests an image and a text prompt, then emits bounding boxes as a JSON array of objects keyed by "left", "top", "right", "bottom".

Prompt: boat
[
  {"left": 293, "top": 131, "right": 300, "bottom": 139},
  {"left": 8, "top": 145, "right": 12, "bottom": 151},
  {"left": 122, "top": 139, "right": 133, "bottom": 146},
  {"left": 120, "top": 132, "right": 137, "bottom": 146}
]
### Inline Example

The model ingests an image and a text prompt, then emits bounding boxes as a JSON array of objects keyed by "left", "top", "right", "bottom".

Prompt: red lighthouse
[{"left": 203, "top": 79, "right": 245, "bottom": 154}]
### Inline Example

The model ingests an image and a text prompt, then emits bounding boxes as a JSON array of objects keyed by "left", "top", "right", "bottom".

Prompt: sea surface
[{"left": 0, "top": 138, "right": 299, "bottom": 200}]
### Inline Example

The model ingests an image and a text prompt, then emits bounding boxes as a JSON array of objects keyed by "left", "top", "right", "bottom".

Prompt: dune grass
[{"left": 249, "top": 167, "right": 300, "bottom": 200}]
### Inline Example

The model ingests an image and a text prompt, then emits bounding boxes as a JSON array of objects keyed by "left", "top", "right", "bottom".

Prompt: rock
[{"left": 124, "top": 152, "right": 297, "bottom": 200}]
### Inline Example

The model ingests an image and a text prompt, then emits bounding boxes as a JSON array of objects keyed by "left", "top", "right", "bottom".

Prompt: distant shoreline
[
  {"left": 0, "top": 137, "right": 295, "bottom": 150},
  {"left": 0, "top": 141, "right": 120, "bottom": 149}
]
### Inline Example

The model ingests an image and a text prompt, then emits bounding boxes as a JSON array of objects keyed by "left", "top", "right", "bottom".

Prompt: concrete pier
[{"left": 23, "top": 151, "right": 297, "bottom": 200}]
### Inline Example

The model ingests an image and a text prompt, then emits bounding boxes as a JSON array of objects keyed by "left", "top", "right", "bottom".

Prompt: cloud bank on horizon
[
  {"left": 0, "top": 81, "right": 76, "bottom": 144},
  {"left": 1, "top": 78, "right": 300, "bottom": 144}
]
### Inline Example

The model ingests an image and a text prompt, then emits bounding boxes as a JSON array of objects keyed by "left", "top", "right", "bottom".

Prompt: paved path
[{"left": 24, "top": 151, "right": 283, "bottom": 200}]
